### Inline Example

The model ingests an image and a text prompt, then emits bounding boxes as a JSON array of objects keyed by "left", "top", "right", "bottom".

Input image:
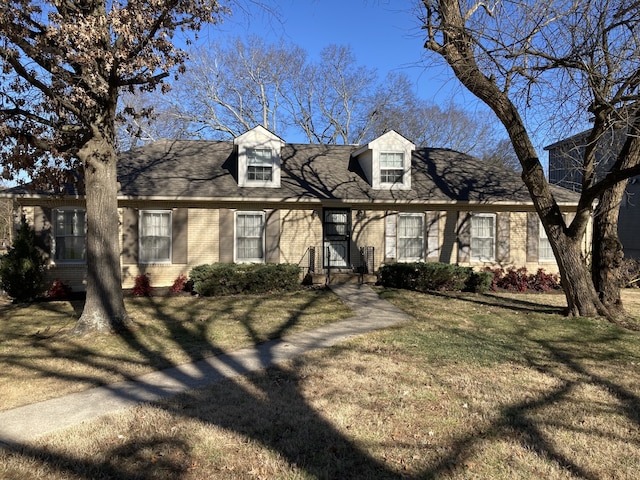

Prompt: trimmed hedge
[
  {"left": 189, "top": 263, "right": 301, "bottom": 296},
  {"left": 378, "top": 262, "right": 492, "bottom": 293}
]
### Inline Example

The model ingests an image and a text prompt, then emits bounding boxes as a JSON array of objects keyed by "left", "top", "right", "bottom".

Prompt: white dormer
[
  {"left": 234, "top": 125, "right": 285, "bottom": 188},
  {"left": 352, "top": 130, "right": 415, "bottom": 190}
]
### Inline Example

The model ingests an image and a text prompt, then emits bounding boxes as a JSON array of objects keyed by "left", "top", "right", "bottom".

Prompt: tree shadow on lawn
[
  {"left": 410, "top": 301, "right": 640, "bottom": 480},
  {"left": 0, "top": 289, "right": 409, "bottom": 478},
  {"left": 429, "top": 289, "right": 568, "bottom": 316},
  {"left": 424, "top": 335, "right": 639, "bottom": 480},
  {"left": 2, "top": 288, "right": 640, "bottom": 479}
]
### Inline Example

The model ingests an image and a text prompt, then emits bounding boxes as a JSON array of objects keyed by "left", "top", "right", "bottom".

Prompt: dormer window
[
  {"left": 380, "top": 152, "right": 405, "bottom": 184},
  {"left": 234, "top": 125, "right": 284, "bottom": 188},
  {"left": 247, "top": 148, "right": 274, "bottom": 181},
  {"left": 351, "top": 130, "right": 415, "bottom": 190}
]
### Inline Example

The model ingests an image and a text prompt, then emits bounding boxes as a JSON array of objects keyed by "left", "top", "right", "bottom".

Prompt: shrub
[
  {"left": 414, "top": 263, "right": 469, "bottom": 291},
  {"left": 190, "top": 263, "right": 301, "bottom": 296},
  {"left": 497, "top": 266, "right": 530, "bottom": 292},
  {"left": 0, "top": 215, "right": 47, "bottom": 302},
  {"left": 378, "top": 262, "right": 491, "bottom": 293},
  {"left": 484, "top": 267, "right": 503, "bottom": 291},
  {"left": 529, "top": 268, "right": 561, "bottom": 292},
  {"left": 132, "top": 273, "right": 153, "bottom": 296},
  {"left": 170, "top": 273, "right": 190, "bottom": 293},
  {"left": 377, "top": 262, "right": 419, "bottom": 290},
  {"left": 488, "top": 266, "right": 560, "bottom": 292},
  {"left": 48, "top": 279, "right": 72, "bottom": 300},
  {"left": 465, "top": 270, "right": 494, "bottom": 293}
]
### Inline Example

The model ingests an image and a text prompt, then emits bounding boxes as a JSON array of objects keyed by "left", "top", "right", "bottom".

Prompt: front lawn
[
  {"left": 1, "top": 289, "right": 639, "bottom": 479},
  {"left": 0, "top": 289, "right": 351, "bottom": 411}
]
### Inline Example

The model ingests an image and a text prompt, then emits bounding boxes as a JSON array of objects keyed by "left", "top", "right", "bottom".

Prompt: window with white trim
[
  {"left": 54, "top": 208, "right": 86, "bottom": 262},
  {"left": 139, "top": 210, "right": 172, "bottom": 263},
  {"left": 236, "top": 212, "right": 265, "bottom": 262},
  {"left": 471, "top": 213, "right": 495, "bottom": 262},
  {"left": 380, "top": 152, "right": 404, "bottom": 184},
  {"left": 398, "top": 214, "right": 424, "bottom": 261},
  {"left": 247, "top": 148, "right": 273, "bottom": 182},
  {"left": 539, "top": 221, "right": 554, "bottom": 261}
]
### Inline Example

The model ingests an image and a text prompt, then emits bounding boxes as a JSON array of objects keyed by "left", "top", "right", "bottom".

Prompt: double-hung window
[
  {"left": 139, "top": 210, "right": 172, "bottom": 263},
  {"left": 54, "top": 208, "right": 86, "bottom": 262},
  {"left": 398, "top": 214, "right": 424, "bottom": 261},
  {"left": 247, "top": 148, "right": 273, "bottom": 182},
  {"left": 471, "top": 213, "right": 495, "bottom": 262},
  {"left": 380, "top": 152, "right": 404, "bottom": 184},
  {"left": 236, "top": 212, "right": 265, "bottom": 262},
  {"left": 539, "top": 221, "right": 554, "bottom": 261}
]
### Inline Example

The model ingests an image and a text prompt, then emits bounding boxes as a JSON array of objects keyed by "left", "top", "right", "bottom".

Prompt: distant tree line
[{"left": 117, "top": 36, "right": 517, "bottom": 167}]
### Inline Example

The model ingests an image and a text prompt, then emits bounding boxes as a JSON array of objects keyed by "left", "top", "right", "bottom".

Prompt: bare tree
[
  {"left": 158, "top": 36, "right": 306, "bottom": 139},
  {"left": 116, "top": 91, "right": 195, "bottom": 151},
  {"left": 421, "top": 0, "right": 640, "bottom": 322},
  {"left": 483, "top": 139, "right": 520, "bottom": 172},
  {"left": 161, "top": 40, "right": 377, "bottom": 144},
  {"left": 0, "top": 0, "right": 229, "bottom": 334},
  {"left": 140, "top": 37, "right": 507, "bottom": 152},
  {"left": 303, "top": 44, "right": 378, "bottom": 144},
  {"left": 366, "top": 72, "right": 502, "bottom": 152}
]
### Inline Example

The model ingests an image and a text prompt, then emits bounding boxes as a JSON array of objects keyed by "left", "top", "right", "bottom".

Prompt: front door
[{"left": 323, "top": 209, "right": 350, "bottom": 268}]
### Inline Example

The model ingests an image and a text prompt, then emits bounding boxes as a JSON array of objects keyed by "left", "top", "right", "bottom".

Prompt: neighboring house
[
  {"left": 546, "top": 129, "right": 640, "bottom": 258},
  {"left": 2, "top": 126, "right": 581, "bottom": 291}
]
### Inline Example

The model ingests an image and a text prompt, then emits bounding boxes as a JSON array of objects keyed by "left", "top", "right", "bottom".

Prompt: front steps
[{"left": 308, "top": 272, "right": 377, "bottom": 285}]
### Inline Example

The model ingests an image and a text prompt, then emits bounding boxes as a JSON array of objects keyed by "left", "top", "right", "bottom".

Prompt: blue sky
[
  {"left": 189, "top": 0, "right": 558, "bottom": 162},
  {"left": 196, "top": 0, "right": 481, "bottom": 111}
]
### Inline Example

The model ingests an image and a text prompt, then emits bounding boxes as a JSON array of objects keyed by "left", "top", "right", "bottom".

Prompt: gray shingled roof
[
  {"left": 115, "top": 139, "right": 578, "bottom": 205},
  {"left": 2, "top": 138, "right": 578, "bottom": 205}
]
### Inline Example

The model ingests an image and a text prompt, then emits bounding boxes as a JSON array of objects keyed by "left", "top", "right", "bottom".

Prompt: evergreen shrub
[
  {"left": 190, "top": 263, "right": 301, "bottom": 296},
  {"left": 0, "top": 215, "right": 47, "bottom": 302},
  {"left": 378, "top": 262, "right": 492, "bottom": 293}
]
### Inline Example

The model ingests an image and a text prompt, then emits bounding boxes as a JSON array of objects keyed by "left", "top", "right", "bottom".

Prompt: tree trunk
[
  {"left": 551, "top": 229, "right": 605, "bottom": 318},
  {"left": 592, "top": 181, "right": 627, "bottom": 318},
  {"left": 72, "top": 135, "right": 130, "bottom": 335},
  {"left": 422, "top": 0, "right": 640, "bottom": 324}
]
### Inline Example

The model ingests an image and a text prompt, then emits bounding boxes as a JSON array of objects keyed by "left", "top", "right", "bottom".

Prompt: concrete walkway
[{"left": 0, "top": 284, "right": 412, "bottom": 446}]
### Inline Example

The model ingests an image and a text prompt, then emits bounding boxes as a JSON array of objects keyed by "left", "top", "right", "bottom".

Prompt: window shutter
[
  {"left": 526, "top": 212, "right": 539, "bottom": 263},
  {"left": 121, "top": 207, "right": 138, "bottom": 264},
  {"left": 385, "top": 212, "right": 397, "bottom": 261},
  {"left": 426, "top": 212, "right": 440, "bottom": 261},
  {"left": 497, "top": 212, "right": 510, "bottom": 263},
  {"left": 219, "top": 208, "right": 234, "bottom": 263},
  {"left": 172, "top": 208, "right": 188, "bottom": 264},
  {"left": 34, "top": 206, "right": 52, "bottom": 257},
  {"left": 265, "top": 209, "right": 280, "bottom": 263},
  {"left": 457, "top": 212, "right": 471, "bottom": 263}
]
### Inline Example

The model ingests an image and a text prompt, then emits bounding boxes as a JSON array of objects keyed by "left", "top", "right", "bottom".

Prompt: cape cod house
[{"left": 3, "top": 126, "right": 582, "bottom": 291}]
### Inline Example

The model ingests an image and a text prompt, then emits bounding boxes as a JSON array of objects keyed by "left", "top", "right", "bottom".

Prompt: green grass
[{"left": 1, "top": 288, "right": 640, "bottom": 479}]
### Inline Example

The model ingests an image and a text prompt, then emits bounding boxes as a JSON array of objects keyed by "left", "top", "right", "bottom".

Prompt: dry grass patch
[
  {"left": 0, "top": 289, "right": 351, "bottom": 410},
  {"left": 1, "top": 289, "right": 640, "bottom": 479}
]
